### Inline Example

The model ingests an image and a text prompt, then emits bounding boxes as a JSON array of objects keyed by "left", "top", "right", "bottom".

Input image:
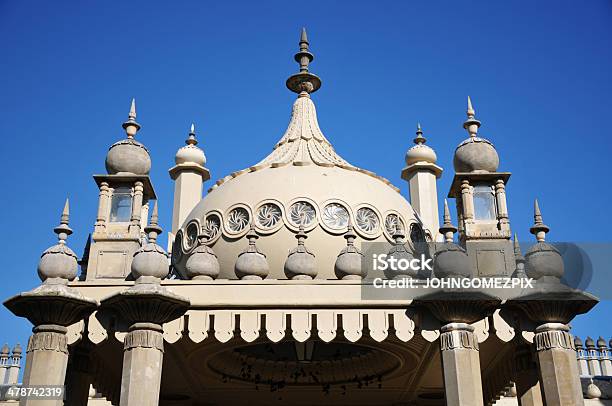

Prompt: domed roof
[
  {"left": 105, "top": 99, "right": 152, "bottom": 175},
  {"left": 405, "top": 124, "right": 437, "bottom": 166},
  {"left": 172, "top": 32, "right": 421, "bottom": 279},
  {"left": 453, "top": 97, "right": 499, "bottom": 173},
  {"left": 175, "top": 124, "right": 206, "bottom": 166}
]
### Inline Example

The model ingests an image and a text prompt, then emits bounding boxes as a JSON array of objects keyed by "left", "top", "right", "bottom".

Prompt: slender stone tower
[{"left": 402, "top": 124, "right": 442, "bottom": 240}]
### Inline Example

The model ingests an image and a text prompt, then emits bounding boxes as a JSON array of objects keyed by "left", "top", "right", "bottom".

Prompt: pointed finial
[
  {"left": 186, "top": 122, "right": 198, "bottom": 146},
  {"left": 246, "top": 223, "right": 259, "bottom": 246},
  {"left": 439, "top": 199, "right": 457, "bottom": 243},
  {"left": 122, "top": 98, "right": 141, "bottom": 138},
  {"left": 286, "top": 28, "right": 321, "bottom": 94},
  {"left": 54, "top": 198, "right": 73, "bottom": 243},
  {"left": 392, "top": 222, "right": 406, "bottom": 243},
  {"left": 463, "top": 96, "right": 481, "bottom": 137},
  {"left": 530, "top": 199, "right": 550, "bottom": 242},
  {"left": 296, "top": 224, "right": 307, "bottom": 245},
  {"left": 344, "top": 219, "right": 357, "bottom": 245},
  {"left": 413, "top": 122, "right": 427, "bottom": 145},
  {"left": 512, "top": 233, "right": 527, "bottom": 278},
  {"left": 144, "top": 201, "right": 162, "bottom": 243}
]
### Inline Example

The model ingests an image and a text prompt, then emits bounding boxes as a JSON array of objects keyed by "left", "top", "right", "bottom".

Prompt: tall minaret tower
[
  {"left": 169, "top": 124, "right": 210, "bottom": 245},
  {"left": 401, "top": 124, "right": 443, "bottom": 240}
]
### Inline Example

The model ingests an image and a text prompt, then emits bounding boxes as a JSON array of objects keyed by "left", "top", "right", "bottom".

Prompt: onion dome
[
  {"left": 1, "top": 344, "right": 9, "bottom": 357},
  {"left": 453, "top": 97, "right": 499, "bottom": 173},
  {"left": 334, "top": 221, "right": 365, "bottom": 280},
  {"left": 175, "top": 123, "right": 206, "bottom": 166},
  {"left": 235, "top": 225, "right": 269, "bottom": 280},
  {"left": 105, "top": 99, "right": 151, "bottom": 175},
  {"left": 37, "top": 199, "right": 79, "bottom": 282},
  {"left": 11, "top": 344, "right": 22, "bottom": 357},
  {"left": 525, "top": 200, "right": 564, "bottom": 280},
  {"left": 130, "top": 202, "right": 169, "bottom": 280},
  {"left": 586, "top": 379, "right": 602, "bottom": 399},
  {"left": 597, "top": 336, "right": 607, "bottom": 348},
  {"left": 185, "top": 229, "right": 220, "bottom": 280},
  {"left": 405, "top": 123, "right": 437, "bottom": 165},
  {"left": 284, "top": 225, "right": 316, "bottom": 280},
  {"left": 174, "top": 29, "right": 416, "bottom": 280},
  {"left": 384, "top": 223, "right": 416, "bottom": 279},
  {"left": 585, "top": 336, "right": 595, "bottom": 348},
  {"left": 574, "top": 336, "right": 584, "bottom": 350},
  {"left": 433, "top": 200, "right": 471, "bottom": 278},
  {"left": 512, "top": 234, "right": 527, "bottom": 278}
]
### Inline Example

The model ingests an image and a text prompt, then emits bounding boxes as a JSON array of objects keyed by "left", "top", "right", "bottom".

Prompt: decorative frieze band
[
  {"left": 124, "top": 329, "right": 164, "bottom": 352},
  {"left": 440, "top": 328, "right": 479, "bottom": 351},
  {"left": 27, "top": 331, "right": 68, "bottom": 354},
  {"left": 534, "top": 329, "right": 574, "bottom": 352}
]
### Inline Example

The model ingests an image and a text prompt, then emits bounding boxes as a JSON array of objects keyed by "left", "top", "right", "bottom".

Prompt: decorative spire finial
[
  {"left": 186, "top": 122, "right": 198, "bottom": 146},
  {"left": 413, "top": 122, "right": 427, "bottom": 145},
  {"left": 122, "top": 98, "right": 141, "bottom": 138},
  {"left": 54, "top": 198, "right": 73, "bottom": 243},
  {"left": 439, "top": 199, "right": 457, "bottom": 243},
  {"left": 463, "top": 96, "right": 481, "bottom": 137},
  {"left": 529, "top": 199, "right": 550, "bottom": 242},
  {"left": 512, "top": 233, "right": 527, "bottom": 278},
  {"left": 286, "top": 28, "right": 321, "bottom": 95},
  {"left": 344, "top": 220, "right": 357, "bottom": 246},
  {"left": 144, "top": 201, "right": 162, "bottom": 243}
]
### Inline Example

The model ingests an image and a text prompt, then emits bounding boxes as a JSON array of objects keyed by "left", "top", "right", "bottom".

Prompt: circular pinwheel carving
[
  {"left": 289, "top": 201, "right": 316, "bottom": 227},
  {"left": 184, "top": 221, "right": 200, "bottom": 251},
  {"left": 322, "top": 203, "right": 349, "bottom": 230},
  {"left": 355, "top": 207, "right": 380, "bottom": 235},
  {"left": 384, "top": 213, "right": 405, "bottom": 236},
  {"left": 202, "top": 213, "right": 221, "bottom": 242},
  {"left": 256, "top": 203, "right": 282, "bottom": 230},
  {"left": 226, "top": 207, "right": 250, "bottom": 233}
]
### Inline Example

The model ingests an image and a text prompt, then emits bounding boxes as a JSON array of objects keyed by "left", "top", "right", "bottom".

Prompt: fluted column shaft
[
  {"left": 440, "top": 323, "right": 484, "bottom": 406},
  {"left": 20, "top": 324, "right": 69, "bottom": 406},
  {"left": 534, "top": 323, "right": 584, "bottom": 406},
  {"left": 119, "top": 322, "right": 164, "bottom": 406}
]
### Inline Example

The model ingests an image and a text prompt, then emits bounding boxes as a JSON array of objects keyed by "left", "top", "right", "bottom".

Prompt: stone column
[
  {"left": 6, "top": 345, "right": 22, "bottom": 385},
  {"left": 120, "top": 322, "right": 165, "bottom": 406},
  {"left": 64, "top": 345, "right": 93, "bottom": 406},
  {"left": 0, "top": 348, "right": 9, "bottom": 384},
  {"left": 534, "top": 323, "right": 584, "bottom": 405},
  {"left": 513, "top": 343, "right": 544, "bottom": 406},
  {"left": 599, "top": 342, "right": 612, "bottom": 376},
  {"left": 439, "top": 323, "right": 483, "bottom": 406},
  {"left": 20, "top": 325, "right": 69, "bottom": 406}
]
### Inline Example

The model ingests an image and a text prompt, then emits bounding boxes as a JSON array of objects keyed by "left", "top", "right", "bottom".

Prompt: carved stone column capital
[
  {"left": 440, "top": 323, "right": 479, "bottom": 351},
  {"left": 534, "top": 323, "right": 574, "bottom": 352},
  {"left": 124, "top": 322, "right": 164, "bottom": 352},
  {"left": 27, "top": 325, "right": 69, "bottom": 355}
]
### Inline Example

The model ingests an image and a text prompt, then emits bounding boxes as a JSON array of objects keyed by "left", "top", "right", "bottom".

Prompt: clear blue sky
[{"left": 0, "top": 0, "right": 610, "bottom": 349}]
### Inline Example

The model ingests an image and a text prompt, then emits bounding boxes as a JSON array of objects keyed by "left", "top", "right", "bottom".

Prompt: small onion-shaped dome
[
  {"left": 284, "top": 226, "right": 316, "bottom": 280},
  {"left": 585, "top": 336, "right": 596, "bottom": 348},
  {"left": 106, "top": 138, "right": 151, "bottom": 175},
  {"left": 235, "top": 226, "right": 269, "bottom": 280},
  {"left": 11, "top": 344, "right": 22, "bottom": 357},
  {"left": 453, "top": 138, "right": 499, "bottom": 173},
  {"left": 185, "top": 232, "right": 220, "bottom": 280},
  {"left": 597, "top": 336, "right": 607, "bottom": 348},
  {"left": 131, "top": 242, "right": 169, "bottom": 280},
  {"left": 406, "top": 125, "right": 437, "bottom": 165},
  {"left": 586, "top": 380, "right": 602, "bottom": 399},
  {"left": 525, "top": 242, "right": 564, "bottom": 280},
  {"left": 434, "top": 243, "right": 471, "bottom": 279},
  {"left": 574, "top": 336, "right": 584, "bottom": 349},
  {"left": 334, "top": 224, "right": 365, "bottom": 280},
  {"left": 384, "top": 227, "right": 416, "bottom": 279},
  {"left": 1, "top": 344, "right": 9, "bottom": 357},
  {"left": 175, "top": 144, "right": 205, "bottom": 166},
  {"left": 38, "top": 242, "right": 79, "bottom": 281}
]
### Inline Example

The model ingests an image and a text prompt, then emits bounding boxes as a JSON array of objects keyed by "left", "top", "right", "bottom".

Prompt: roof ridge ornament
[
  {"left": 413, "top": 123, "right": 427, "bottom": 145},
  {"left": 286, "top": 28, "right": 321, "bottom": 95},
  {"left": 54, "top": 198, "right": 73, "bottom": 244},
  {"left": 439, "top": 199, "right": 457, "bottom": 243},
  {"left": 186, "top": 123, "right": 198, "bottom": 146}
]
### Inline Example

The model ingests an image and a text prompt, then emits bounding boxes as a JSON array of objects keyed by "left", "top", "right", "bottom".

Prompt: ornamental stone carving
[
  {"left": 440, "top": 324, "right": 479, "bottom": 351},
  {"left": 289, "top": 201, "right": 316, "bottom": 226},
  {"left": 256, "top": 203, "right": 282, "bottom": 229},
  {"left": 322, "top": 203, "right": 349, "bottom": 230},
  {"left": 27, "top": 328, "right": 69, "bottom": 354},
  {"left": 124, "top": 327, "right": 164, "bottom": 352},
  {"left": 355, "top": 207, "right": 380, "bottom": 234},
  {"left": 227, "top": 207, "right": 250, "bottom": 233}
]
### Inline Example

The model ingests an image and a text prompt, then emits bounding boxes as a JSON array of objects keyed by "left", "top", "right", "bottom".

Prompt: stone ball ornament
[
  {"left": 433, "top": 243, "right": 471, "bottom": 279},
  {"left": 234, "top": 226, "right": 269, "bottom": 280},
  {"left": 334, "top": 223, "right": 365, "bottom": 280},
  {"left": 37, "top": 198, "right": 79, "bottom": 282},
  {"left": 175, "top": 123, "right": 206, "bottom": 166},
  {"left": 185, "top": 230, "right": 221, "bottom": 280},
  {"left": 105, "top": 138, "right": 152, "bottom": 175},
  {"left": 525, "top": 242, "right": 564, "bottom": 280},
  {"left": 284, "top": 226, "right": 317, "bottom": 280},
  {"left": 131, "top": 202, "right": 170, "bottom": 280},
  {"left": 453, "top": 137, "right": 499, "bottom": 173}
]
